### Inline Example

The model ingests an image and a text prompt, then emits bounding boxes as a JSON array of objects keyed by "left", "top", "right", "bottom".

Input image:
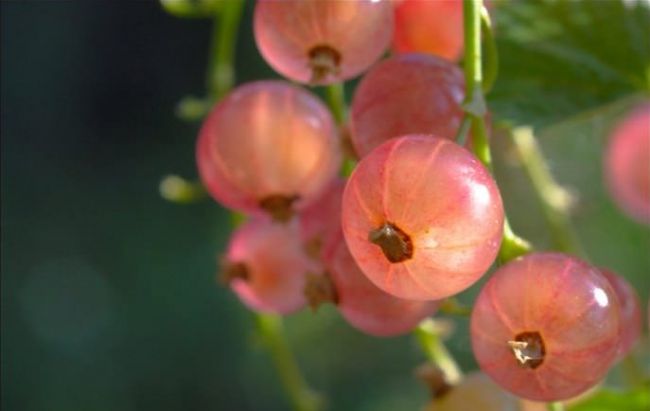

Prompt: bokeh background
[{"left": 2, "top": 1, "right": 649, "bottom": 411}]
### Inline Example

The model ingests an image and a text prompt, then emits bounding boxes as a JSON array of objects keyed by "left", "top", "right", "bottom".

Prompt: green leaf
[
  {"left": 568, "top": 387, "right": 650, "bottom": 411},
  {"left": 489, "top": 0, "right": 650, "bottom": 128}
]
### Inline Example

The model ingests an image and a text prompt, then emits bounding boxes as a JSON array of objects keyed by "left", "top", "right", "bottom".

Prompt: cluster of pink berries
[{"left": 193, "top": 0, "right": 647, "bottom": 406}]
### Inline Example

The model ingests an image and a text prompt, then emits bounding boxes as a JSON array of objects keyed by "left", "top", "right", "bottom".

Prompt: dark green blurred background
[{"left": 2, "top": 1, "right": 649, "bottom": 411}]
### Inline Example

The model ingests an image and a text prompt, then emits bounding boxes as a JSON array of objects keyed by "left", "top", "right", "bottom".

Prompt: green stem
[
  {"left": 480, "top": 6, "right": 498, "bottom": 94},
  {"left": 255, "top": 314, "right": 323, "bottom": 411},
  {"left": 207, "top": 0, "right": 244, "bottom": 100},
  {"left": 498, "top": 219, "right": 532, "bottom": 264},
  {"left": 508, "top": 127, "right": 585, "bottom": 257},
  {"left": 414, "top": 319, "right": 462, "bottom": 385},
  {"left": 325, "top": 82, "right": 357, "bottom": 177},
  {"left": 547, "top": 401, "right": 565, "bottom": 411},
  {"left": 462, "top": 0, "right": 530, "bottom": 263},
  {"left": 454, "top": 116, "right": 473, "bottom": 146},
  {"left": 326, "top": 83, "right": 346, "bottom": 125}
]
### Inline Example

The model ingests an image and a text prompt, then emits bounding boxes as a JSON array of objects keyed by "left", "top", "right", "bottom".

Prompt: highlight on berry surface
[
  {"left": 350, "top": 53, "right": 465, "bottom": 158},
  {"left": 196, "top": 80, "right": 341, "bottom": 221},
  {"left": 221, "top": 218, "right": 318, "bottom": 314},
  {"left": 253, "top": 0, "right": 394, "bottom": 85},
  {"left": 603, "top": 102, "right": 650, "bottom": 225},
  {"left": 311, "top": 239, "right": 439, "bottom": 337},
  {"left": 470, "top": 253, "right": 621, "bottom": 401},
  {"left": 341, "top": 135, "right": 504, "bottom": 301}
]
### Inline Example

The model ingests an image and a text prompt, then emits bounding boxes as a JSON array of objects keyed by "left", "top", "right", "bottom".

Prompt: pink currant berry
[
  {"left": 253, "top": 0, "right": 394, "bottom": 85},
  {"left": 197, "top": 81, "right": 341, "bottom": 221},
  {"left": 341, "top": 135, "right": 504, "bottom": 301},
  {"left": 604, "top": 102, "right": 650, "bottom": 225},
  {"left": 306, "top": 239, "right": 439, "bottom": 337},
  {"left": 471, "top": 253, "right": 621, "bottom": 401},
  {"left": 393, "top": 0, "right": 464, "bottom": 62},
  {"left": 297, "top": 178, "right": 346, "bottom": 260},
  {"left": 350, "top": 53, "right": 465, "bottom": 158},
  {"left": 600, "top": 269, "right": 642, "bottom": 359},
  {"left": 221, "top": 218, "right": 318, "bottom": 314}
]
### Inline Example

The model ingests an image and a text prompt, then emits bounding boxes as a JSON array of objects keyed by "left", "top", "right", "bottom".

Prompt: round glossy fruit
[
  {"left": 341, "top": 135, "right": 504, "bottom": 301},
  {"left": 197, "top": 81, "right": 340, "bottom": 221},
  {"left": 471, "top": 253, "right": 621, "bottom": 401},
  {"left": 222, "top": 218, "right": 317, "bottom": 314},
  {"left": 350, "top": 53, "right": 464, "bottom": 158},
  {"left": 325, "top": 240, "right": 439, "bottom": 337},
  {"left": 254, "top": 0, "right": 394, "bottom": 85},
  {"left": 600, "top": 269, "right": 642, "bottom": 359},
  {"left": 604, "top": 103, "right": 650, "bottom": 225},
  {"left": 393, "top": 0, "right": 464, "bottom": 61}
]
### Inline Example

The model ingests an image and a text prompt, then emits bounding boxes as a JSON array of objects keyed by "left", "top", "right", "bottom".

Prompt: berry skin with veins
[
  {"left": 307, "top": 239, "right": 439, "bottom": 337},
  {"left": 196, "top": 80, "right": 340, "bottom": 221},
  {"left": 221, "top": 218, "right": 318, "bottom": 314},
  {"left": 341, "top": 135, "right": 504, "bottom": 301},
  {"left": 350, "top": 53, "right": 465, "bottom": 159},
  {"left": 254, "top": 0, "right": 394, "bottom": 85},
  {"left": 470, "top": 253, "right": 621, "bottom": 401},
  {"left": 604, "top": 102, "right": 650, "bottom": 225},
  {"left": 600, "top": 269, "right": 642, "bottom": 359}
]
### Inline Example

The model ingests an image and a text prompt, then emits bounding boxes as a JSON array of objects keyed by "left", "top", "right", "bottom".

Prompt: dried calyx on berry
[
  {"left": 369, "top": 222, "right": 413, "bottom": 263},
  {"left": 508, "top": 331, "right": 545, "bottom": 369},
  {"left": 308, "top": 45, "right": 342, "bottom": 84},
  {"left": 303, "top": 272, "right": 339, "bottom": 311},
  {"left": 219, "top": 260, "right": 250, "bottom": 285},
  {"left": 259, "top": 194, "right": 299, "bottom": 222}
]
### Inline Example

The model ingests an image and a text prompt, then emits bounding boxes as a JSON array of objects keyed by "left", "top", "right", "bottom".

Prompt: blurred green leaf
[
  {"left": 160, "top": 0, "right": 222, "bottom": 18},
  {"left": 490, "top": 0, "right": 650, "bottom": 128},
  {"left": 568, "top": 386, "right": 650, "bottom": 411}
]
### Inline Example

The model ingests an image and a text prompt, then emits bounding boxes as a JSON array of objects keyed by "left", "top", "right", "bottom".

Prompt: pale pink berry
[{"left": 341, "top": 135, "right": 504, "bottom": 301}]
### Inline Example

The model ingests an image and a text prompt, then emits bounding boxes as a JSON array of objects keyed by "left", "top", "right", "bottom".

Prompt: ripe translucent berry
[
  {"left": 604, "top": 103, "right": 650, "bottom": 225},
  {"left": 341, "top": 135, "right": 504, "bottom": 301},
  {"left": 307, "top": 240, "right": 439, "bottom": 337},
  {"left": 350, "top": 53, "right": 464, "bottom": 158},
  {"left": 254, "top": 0, "right": 394, "bottom": 85},
  {"left": 197, "top": 81, "right": 340, "bottom": 221},
  {"left": 297, "top": 178, "right": 345, "bottom": 260},
  {"left": 600, "top": 269, "right": 642, "bottom": 359},
  {"left": 393, "top": 0, "right": 464, "bottom": 61},
  {"left": 471, "top": 253, "right": 621, "bottom": 401},
  {"left": 221, "top": 218, "right": 317, "bottom": 314}
]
